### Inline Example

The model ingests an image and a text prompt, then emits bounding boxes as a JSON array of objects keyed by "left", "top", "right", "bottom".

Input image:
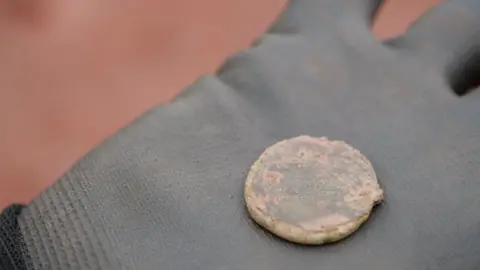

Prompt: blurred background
[{"left": 0, "top": 0, "right": 441, "bottom": 209}]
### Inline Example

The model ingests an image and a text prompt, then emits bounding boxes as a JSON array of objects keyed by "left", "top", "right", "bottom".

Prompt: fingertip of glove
[{"left": 391, "top": 0, "right": 480, "bottom": 96}]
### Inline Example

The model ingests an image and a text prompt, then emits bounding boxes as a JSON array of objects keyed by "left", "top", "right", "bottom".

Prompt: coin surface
[{"left": 244, "top": 135, "right": 383, "bottom": 245}]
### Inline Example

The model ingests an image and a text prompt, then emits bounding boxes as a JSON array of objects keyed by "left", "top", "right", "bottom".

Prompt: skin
[
  {"left": 0, "top": 0, "right": 440, "bottom": 210},
  {"left": 0, "top": 0, "right": 284, "bottom": 209}
]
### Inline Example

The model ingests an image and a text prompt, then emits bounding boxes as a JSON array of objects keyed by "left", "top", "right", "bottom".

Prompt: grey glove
[{"left": 5, "top": 0, "right": 480, "bottom": 269}]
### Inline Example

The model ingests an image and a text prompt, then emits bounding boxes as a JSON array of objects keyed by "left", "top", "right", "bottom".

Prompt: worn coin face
[{"left": 244, "top": 135, "right": 383, "bottom": 245}]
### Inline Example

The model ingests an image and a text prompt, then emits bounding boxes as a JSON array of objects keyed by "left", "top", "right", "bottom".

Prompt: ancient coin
[{"left": 244, "top": 135, "right": 383, "bottom": 245}]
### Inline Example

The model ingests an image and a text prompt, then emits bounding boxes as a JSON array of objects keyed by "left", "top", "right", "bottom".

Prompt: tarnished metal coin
[{"left": 244, "top": 135, "right": 383, "bottom": 245}]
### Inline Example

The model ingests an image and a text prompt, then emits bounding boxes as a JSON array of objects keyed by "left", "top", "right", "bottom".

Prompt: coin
[{"left": 244, "top": 135, "right": 383, "bottom": 245}]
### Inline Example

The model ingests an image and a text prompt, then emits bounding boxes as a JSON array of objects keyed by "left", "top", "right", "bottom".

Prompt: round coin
[{"left": 244, "top": 135, "right": 383, "bottom": 245}]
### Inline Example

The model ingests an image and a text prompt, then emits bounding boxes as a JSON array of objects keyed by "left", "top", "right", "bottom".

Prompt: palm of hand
[
  {"left": 185, "top": 0, "right": 480, "bottom": 267},
  {"left": 18, "top": 1, "right": 480, "bottom": 269}
]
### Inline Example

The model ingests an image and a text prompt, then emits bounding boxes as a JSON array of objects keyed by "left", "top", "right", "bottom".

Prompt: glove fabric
[{"left": 3, "top": 0, "right": 480, "bottom": 269}]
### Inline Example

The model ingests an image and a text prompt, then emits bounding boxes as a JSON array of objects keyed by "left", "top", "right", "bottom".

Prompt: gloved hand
[{"left": 15, "top": 0, "right": 480, "bottom": 269}]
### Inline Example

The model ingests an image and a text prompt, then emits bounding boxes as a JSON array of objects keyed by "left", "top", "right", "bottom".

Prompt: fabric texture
[
  {"left": 2, "top": 0, "right": 480, "bottom": 269},
  {"left": 0, "top": 204, "right": 27, "bottom": 270}
]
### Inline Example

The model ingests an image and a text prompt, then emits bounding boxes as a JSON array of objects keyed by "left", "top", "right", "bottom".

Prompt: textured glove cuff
[{"left": 0, "top": 204, "right": 27, "bottom": 270}]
